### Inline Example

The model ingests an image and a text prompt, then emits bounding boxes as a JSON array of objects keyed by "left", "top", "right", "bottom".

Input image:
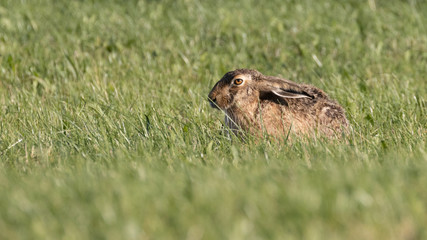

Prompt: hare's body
[{"left": 208, "top": 69, "right": 348, "bottom": 138}]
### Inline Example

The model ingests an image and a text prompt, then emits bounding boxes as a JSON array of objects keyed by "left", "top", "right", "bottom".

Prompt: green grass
[{"left": 0, "top": 0, "right": 426, "bottom": 239}]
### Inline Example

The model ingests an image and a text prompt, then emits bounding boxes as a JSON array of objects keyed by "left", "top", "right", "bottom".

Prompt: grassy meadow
[{"left": 0, "top": 0, "right": 426, "bottom": 239}]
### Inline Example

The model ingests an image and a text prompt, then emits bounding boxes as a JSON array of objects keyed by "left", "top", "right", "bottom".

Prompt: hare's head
[{"left": 208, "top": 69, "right": 313, "bottom": 111}]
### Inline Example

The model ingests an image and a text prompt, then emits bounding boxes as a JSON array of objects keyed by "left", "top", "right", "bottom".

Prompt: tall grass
[{"left": 0, "top": 0, "right": 426, "bottom": 239}]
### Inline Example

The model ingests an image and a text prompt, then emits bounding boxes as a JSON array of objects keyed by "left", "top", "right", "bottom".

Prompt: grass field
[{"left": 0, "top": 0, "right": 426, "bottom": 239}]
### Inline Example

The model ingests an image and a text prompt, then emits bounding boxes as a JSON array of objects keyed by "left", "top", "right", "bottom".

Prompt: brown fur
[{"left": 208, "top": 69, "right": 349, "bottom": 139}]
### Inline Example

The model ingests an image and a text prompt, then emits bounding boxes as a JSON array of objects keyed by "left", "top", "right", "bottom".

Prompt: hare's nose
[{"left": 208, "top": 97, "right": 218, "bottom": 109}]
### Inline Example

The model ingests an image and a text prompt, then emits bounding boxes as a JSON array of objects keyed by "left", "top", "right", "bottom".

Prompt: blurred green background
[{"left": 0, "top": 0, "right": 426, "bottom": 239}]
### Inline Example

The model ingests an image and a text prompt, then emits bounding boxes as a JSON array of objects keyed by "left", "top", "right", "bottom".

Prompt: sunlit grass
[{"left": 0, "top": 0, "right": 426, "bottom": 239}]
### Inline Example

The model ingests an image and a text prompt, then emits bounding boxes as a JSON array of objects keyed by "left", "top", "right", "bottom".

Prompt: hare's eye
[{"left": 233, "top": 79, "right": 244, "bottom": 85}]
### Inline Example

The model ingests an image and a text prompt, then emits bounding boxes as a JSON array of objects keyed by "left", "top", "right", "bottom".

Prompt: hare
[{"left": 208, "top": 69, "right": 349, "bottom": 139}]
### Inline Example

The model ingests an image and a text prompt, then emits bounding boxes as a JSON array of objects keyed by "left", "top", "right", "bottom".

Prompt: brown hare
[{"left": 208, "top": 69, "right": 349, "bottom": 139}]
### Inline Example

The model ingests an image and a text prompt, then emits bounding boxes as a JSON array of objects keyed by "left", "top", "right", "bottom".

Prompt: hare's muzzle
[{"left": 208, "top": 96, "right": 219, "bottom": 109}]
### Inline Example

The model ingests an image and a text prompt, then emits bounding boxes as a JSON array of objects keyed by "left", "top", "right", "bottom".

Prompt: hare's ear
[
  {"left": 271, "top": 88, "right": 312, "bottom": 99},
  {"left": 258, "top": 79, "right": 314, "bottom": 100}
]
